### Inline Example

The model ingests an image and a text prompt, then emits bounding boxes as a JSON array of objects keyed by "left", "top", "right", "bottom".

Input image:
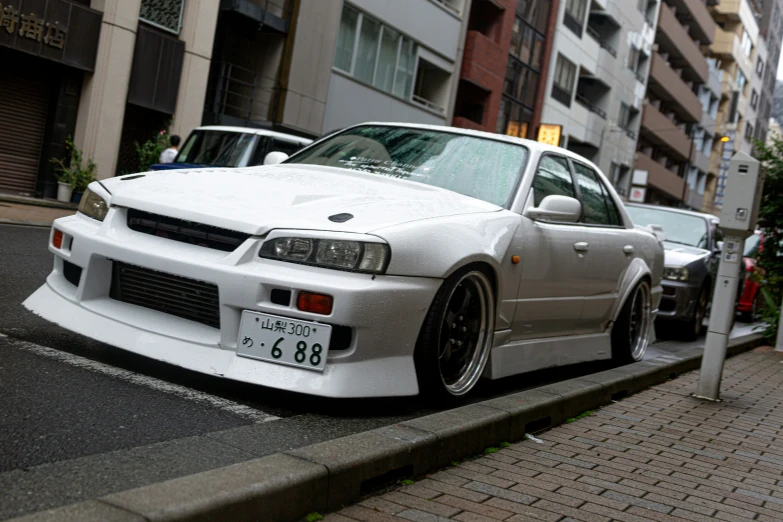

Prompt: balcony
[
  {"left": 635, "top": 152, "right": 687, "bottom": 200},
  {"left": 712, "top": 27, "right": 752, "bottom": 78},
  {"left": 667, "top": 0, "right": 716, "bottom": 45},
  {"left": 711, "top": 0, "right": 743, "bottom": 22},
  {"left": 691, "top": 149, "right": 710, "bottom": 173},
  {"left": 204, "top": 62, "right": 279, "bottom": 125},
  {"left": 220, "top": 0, "right": 292, "bottom": 33},
  {"left": 648, "top": 53, "right": 702, "bottom": 123},
  {"left": 687, "top": 189, "right": 705, "bottom": 210},
  {"left": 641, "top": 104, "right": 692, "bottom": 161},
  {"left": 656, "top": 3, "right": 708, "bottom": 84},
  {"left": 460, "top": 30, "right": 505, "bottom": 92}
]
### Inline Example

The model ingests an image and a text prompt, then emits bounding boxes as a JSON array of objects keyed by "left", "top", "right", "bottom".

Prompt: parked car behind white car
[{"left": 25, "top": 123, "right": 664, "bottom": 401}]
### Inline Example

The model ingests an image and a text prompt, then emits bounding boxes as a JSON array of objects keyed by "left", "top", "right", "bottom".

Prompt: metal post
[
  {"left": 695, "top": 234, "right": 744, "bottom": 401},
  {"left": 776, "top": 297, "right": 783, "bottom": 352}
]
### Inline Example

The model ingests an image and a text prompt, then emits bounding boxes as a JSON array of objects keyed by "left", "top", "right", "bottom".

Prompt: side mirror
[
  {"left": 524, "top": 195, "right": 582, "bottom": 223},
  {"left": 263, "top": 151, "right": 289, "bottom": 166}
]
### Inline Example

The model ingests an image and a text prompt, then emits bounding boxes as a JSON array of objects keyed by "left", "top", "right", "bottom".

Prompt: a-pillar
[
  {"left": 171, "top": 0, "right": 220, "bottom": 139},
  {"left": 73, "top": 0, "right": 141, "bottom": 181}
]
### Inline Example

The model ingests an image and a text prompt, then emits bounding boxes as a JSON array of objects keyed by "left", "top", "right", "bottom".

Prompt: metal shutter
[{"left": 0, "top": 71, "right": 50, "bottom": 196}]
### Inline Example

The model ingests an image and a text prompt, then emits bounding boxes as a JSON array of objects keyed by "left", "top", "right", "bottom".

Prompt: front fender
[{"left": 610, "top": 258, "right": 660, "bottom": 323}]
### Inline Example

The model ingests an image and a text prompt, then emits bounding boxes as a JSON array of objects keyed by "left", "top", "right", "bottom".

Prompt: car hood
[
  {"left": 663, "top": 241, "right": 710, "bottom": 267},
  {"left": 100, "top": 165, "right": 502, "bottom": 235}
]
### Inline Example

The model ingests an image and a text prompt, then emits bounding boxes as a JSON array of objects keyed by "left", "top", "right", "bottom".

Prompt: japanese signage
[
  {"left": 505, "top": 121, "right": 528, "bottom": 139},
  {"left": 537, "top": 124, "right": 562, "bottom": 147},
  {"left": 629, "top": 187, "right": 646, "bottom": 203},
  {"left": 0, "top": 4, "right": 66, "bottom": 48},
  {"left": 0, "top": 0, "right": 102, "bottom": 72}
]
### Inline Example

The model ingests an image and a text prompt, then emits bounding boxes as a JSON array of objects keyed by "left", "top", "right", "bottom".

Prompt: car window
[
  {"left": 176, "top": 131, "right": 258, "bottom": 167},
  {"left": 572, "top": 162, "right": 619, "bottom": 226},
  {"left": 286, "top": 125, "right": 529, "bottom": 207},
  {"left": 272, "top": 139, "right": 304, "bottom": 157},
  {"left": 625, "top": 205, "right": 709, "bottom": 249},
  {"left": 532, "top": 155, "right": 575, "bottom": 207}
]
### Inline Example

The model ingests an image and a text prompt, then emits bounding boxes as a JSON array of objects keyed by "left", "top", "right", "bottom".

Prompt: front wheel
[
  {"left": 612, "top": 280, "right": 651, "bottom": 364},
  {"left": 414, "top": 267, "right": 495, "bottom": 403}
]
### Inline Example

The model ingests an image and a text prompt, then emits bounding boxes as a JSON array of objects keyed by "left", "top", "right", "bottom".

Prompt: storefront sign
[
  {"left": 0, "top": 0, "right": 102, "bottom": 72},
  {"left": 505, "top": 121, "right": 528, "bottom": 139},
  {"left": 629, "top": 187, "right": 646, "bottom": 203},
  {"left": 537, "top": 124, "right": 562, "bottom": 147}
]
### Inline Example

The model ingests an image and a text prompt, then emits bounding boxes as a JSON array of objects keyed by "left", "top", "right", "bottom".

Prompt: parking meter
[{"left": 695, "top": 151, "right": 764, "bottom": 401}]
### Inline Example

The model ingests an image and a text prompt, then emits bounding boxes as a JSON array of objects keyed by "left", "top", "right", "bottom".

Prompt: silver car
[{"left": 624, "top": 203, "right": 735, "bottom": 340}]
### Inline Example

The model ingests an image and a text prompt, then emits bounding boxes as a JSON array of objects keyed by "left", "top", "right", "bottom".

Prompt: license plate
[{"left": 237, "top": 311, "right": 331, "bottom": 371}]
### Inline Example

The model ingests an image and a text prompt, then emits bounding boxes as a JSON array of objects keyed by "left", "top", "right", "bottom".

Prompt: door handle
[
  {"left": 623, "top": 245, "right": 635, "bottom": 255},
  {"left": 574, "top": 242, "right": 589, "bottom": 252}
]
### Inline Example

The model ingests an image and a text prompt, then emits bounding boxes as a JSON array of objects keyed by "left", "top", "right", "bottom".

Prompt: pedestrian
[{"left": 159, "top": 135, "right": 181, "bottom": 164}]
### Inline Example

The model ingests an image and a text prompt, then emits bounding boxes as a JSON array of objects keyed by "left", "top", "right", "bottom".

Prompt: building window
[
  {"left": 756, "top": 57, "right": 764, "bottom": 77},
  {"left": 552, "top": 54, "right": 576, "bottom": 107},
  {"left": 741, "top": 29, "right": 753, "bottom": 58},
  {"left": 139, "top": 0, "right": 184, "bottom": 35},
  {"left": 737, "top": 70, "right": 747, "bottom": 95},
  {"left": 564, "top": 0, "right": 586, "bottom": 36},
  {"left": 745, "top": 122, "right": 754, "bottom": 140},
  {"left": 618, "top": 102, "right": 638, "bottom": 134},
  {"left": 333, "top": 5, "right": 419, "bottom": 105},
  {"left": 751, "top": 89, "right": 758, "bottom": 110},
  {"left": 627, "top": 46, "right": 640, "bottom": 72}
]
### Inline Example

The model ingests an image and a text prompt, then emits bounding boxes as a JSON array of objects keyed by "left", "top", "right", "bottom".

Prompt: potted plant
[{"left": 51, "top": 138, "right": 97, "bottom": 203}]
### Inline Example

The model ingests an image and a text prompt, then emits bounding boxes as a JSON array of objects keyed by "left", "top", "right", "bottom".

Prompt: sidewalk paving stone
[{"left": 330, "top": 347, "right": 783, "bottom": 522}]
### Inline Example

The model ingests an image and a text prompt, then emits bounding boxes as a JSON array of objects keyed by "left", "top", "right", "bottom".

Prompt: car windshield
[
  {"left": 176, "top": 131, "right": 258, "bottom": 167},
  {"left": 744, "top": 234, "right": 761, "bottom": 257},
  {"left": 285, "top": 125, "right": 529, "bottom": 206},
  {"left": 626, "top": 205, "right": 709, "bottom": 249}
]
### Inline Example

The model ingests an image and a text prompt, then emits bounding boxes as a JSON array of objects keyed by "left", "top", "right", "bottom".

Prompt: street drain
[
  {"left": 360, "top": 465, "right": 414, "bottom": 494},
  {"left": 525, "top": 416, "right": 551, "bottom": 433}
]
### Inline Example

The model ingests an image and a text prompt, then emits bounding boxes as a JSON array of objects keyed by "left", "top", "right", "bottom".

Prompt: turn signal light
[
  {"left": 297, "top": 291, "right": 333, "bottom": 315},
  {"left": 52, "top": 229, "right": 63, "bottom": 249}
]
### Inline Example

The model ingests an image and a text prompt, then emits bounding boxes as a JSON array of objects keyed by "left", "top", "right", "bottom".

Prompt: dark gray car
[{"left": 625, "top": 203, "right": 735, "bottom": 340}]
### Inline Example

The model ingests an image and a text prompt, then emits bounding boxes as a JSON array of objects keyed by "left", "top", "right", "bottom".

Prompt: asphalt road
[{"left": 0, "top": 223, "right": 762, "bottom": 519}]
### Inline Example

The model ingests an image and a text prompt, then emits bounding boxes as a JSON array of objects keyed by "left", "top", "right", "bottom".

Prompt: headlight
[
  {"left": 77, "top": 188, "right": 109, "bottom": 221},
  {"left": 663, "top": 266, "right": 689, "bottom": 282},
  {"left": 260, "top": 237, "right": 390, "bottom": 274}
]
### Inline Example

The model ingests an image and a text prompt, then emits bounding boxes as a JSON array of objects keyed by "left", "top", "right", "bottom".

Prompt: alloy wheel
[
  {"left": 437, "top": 271, "right": 494, "bottom": 396},
  {"left": 628, "top": 281, "right": 651, "bottom": 360}
]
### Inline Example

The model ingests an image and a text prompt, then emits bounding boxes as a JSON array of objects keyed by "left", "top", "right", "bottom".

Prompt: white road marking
[{"left": 4, "top": 337, "right": 280, "bottom": 423}]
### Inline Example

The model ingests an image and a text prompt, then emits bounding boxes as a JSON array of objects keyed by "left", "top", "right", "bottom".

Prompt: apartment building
[
  {"left": 706, "top": 0, "right": 761, "bottom": 209},
  {"left": 536, "top": 0, "right": 657, "bottom": 197},
  {"left": 755, "top": 0, "right": 783, "bottom": 143},
  {"left": 631, "top": 0, "right": 715, "bottom": 207}
]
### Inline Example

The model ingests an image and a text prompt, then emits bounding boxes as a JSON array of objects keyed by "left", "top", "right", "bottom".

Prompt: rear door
[{"left": 570, "top": 161, "right": 632, "bottom": 334}]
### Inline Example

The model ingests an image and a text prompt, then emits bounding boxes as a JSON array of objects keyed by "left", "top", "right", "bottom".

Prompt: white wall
[{"left": 322, "top": 72, "right": 445, "bottom": 133}]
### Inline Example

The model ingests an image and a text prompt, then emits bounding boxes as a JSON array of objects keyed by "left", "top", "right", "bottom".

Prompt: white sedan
[{"left": 25, "top": 123, "right": 663, "bottom": 401}]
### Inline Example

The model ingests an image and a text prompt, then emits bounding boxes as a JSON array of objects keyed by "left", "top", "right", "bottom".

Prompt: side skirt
[{"left": 484, "top": 330, "right": 612, "bottom": 380}]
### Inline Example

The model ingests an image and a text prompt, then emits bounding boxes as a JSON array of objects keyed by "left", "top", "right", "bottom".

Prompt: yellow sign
[
  {"left": 505, "top": 121, "right": 528, "bottom": 139},
  {"left": 537, "top": 124, "right": 562, "bottom": 147}
]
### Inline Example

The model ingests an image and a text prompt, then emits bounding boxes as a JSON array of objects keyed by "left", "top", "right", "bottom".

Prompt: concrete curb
[
  {"left": 10, "top": 333, "right": 764, "bottom": 522},
  {"left": 0, "top": 194, "right": 77, "bottom": 210}
]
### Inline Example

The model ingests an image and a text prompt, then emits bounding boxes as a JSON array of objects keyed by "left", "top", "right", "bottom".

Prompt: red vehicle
[{"left": 737, "top": 231, "right": 763, "bottom": 322}]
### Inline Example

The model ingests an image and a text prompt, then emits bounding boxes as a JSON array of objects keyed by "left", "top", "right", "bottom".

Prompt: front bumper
[
  {"left": 23, "top": 210, "right": 443, "bottom": 397},
  {"left": 656, "top": 280, "right": 701, "bottom": 322}
]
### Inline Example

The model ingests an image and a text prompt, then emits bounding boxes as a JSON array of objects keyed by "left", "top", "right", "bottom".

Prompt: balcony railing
[
  {"left": 412, "top": 94, "right": 445, "bottom": 114},
  {"left": 564, "top": 11, "right": 583, "bottom": 36},
  {"left": 552, "top": 84, "right": 572, "bottom": 107},
  {"left": 635, "top": 71, "right": 646, "bottom": 84},
  {"left": 586, "top": 26, "right": 617, "bottom": 57},
  {"left": 575, "top": 93, "right": 607, "bottom": 119},
  {"left": 206, "top": 61, "right": 279, "bottom": 123},
  {"left": 430, "top": 0, "right": 461, "bottom": 16}
]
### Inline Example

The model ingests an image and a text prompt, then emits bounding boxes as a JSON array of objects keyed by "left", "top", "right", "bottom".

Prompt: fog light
[
  {"left": 297, "top": 291, "right": 333, "bottom": 315},
  {"left": 52, "top": 229, "right": 63, "bottom": 249}
]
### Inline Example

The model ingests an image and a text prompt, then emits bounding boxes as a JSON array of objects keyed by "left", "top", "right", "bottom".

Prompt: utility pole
[{"left": 695, "top": 151, "right": 765, "bottom": 401}]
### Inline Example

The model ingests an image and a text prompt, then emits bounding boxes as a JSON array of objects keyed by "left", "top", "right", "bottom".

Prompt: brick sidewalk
[{"left": 328, "top": 347, "right": 783, "bottom": 522}]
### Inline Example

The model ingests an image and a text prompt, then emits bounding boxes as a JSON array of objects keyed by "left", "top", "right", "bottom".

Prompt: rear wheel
[
  {"left": 612, "top": 280, "right": 651, "bottom": 364},
  {"left": 414, "top": 267, "right": 495, "bottom": 403},
  {"left": 680, "top": 284, "right": 708, "bottom": 341}
]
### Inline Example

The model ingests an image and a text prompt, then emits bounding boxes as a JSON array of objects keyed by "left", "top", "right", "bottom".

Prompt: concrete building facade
[
  {"left": 632, "top": 0, "right": 715, "bottom": 208},
  {"left": 0, "top": 0, "right": 219, "bottom": 196},
  {"left": 539, "top": 0, "right": 658, "bottom": 197}
]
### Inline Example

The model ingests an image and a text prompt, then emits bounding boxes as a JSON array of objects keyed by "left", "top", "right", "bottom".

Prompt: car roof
[
  {"left": 194, "top": 126, "right": 313, "bottom": 143},
  {"left": 625, "top": 202, "right": 719, "bottom": 223},
  {"left": 349, "top": 122, "right": 604, "bottom": 171}
]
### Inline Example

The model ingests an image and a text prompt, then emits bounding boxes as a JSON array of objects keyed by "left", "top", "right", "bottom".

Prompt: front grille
[
  {"left": 127, "top": 208, "right": 251, "bottom": 252},
  {"left": 110, "top": 262, "right": 221, "bottom": 328}
]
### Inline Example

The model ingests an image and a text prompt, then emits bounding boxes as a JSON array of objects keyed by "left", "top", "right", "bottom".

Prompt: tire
[
  {"left": 414, "top": 266, "right": 495, "bottom": 403},
  {"left": 612, "top": 280, "right": 652, "bottom": 364},
  {"left": 680, "top": 284, "right": 709, "bottom": 342}
]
